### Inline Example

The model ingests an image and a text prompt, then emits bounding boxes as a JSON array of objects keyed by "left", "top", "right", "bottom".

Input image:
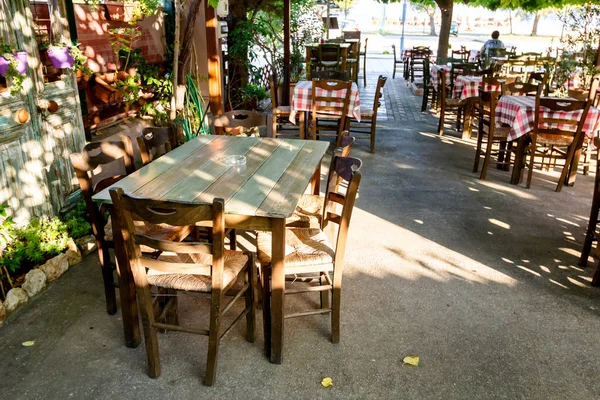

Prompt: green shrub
[{"left": 64, "top": 199, "right": 92, "bottom": 240}]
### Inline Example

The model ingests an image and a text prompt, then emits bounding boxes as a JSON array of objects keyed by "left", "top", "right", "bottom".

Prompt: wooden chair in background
[
  {"left": 579, "top": 136, "right": 600, "bottom": 286},
  {"left": 109, "top": 189, "right": 255, "bottom": 386},
  {"left": 391, "top": 44, "right": 403, "bottom": 80},
  {"left": 504, "top": 81, "right": 539, "bottom": 96},
  {"left": 525, "top": 91, "right": 591, "bottom": 191},
  {"left": 360, "top": 37, "right": 368, "bottom": 87},
  {"left": 349, "top": 75, "right": 387, "bottom": 152},
  {"left": 311, "top": 70, "right": 350, "bottom": 81},
  {"left": 137, "top": 125, "right": 178, "bottom": 166},
  {"left": 269, "top": 75, "right": 301, "bottom": 139},
  {"left": 410, "top": 47, "right": 431, "bottom": 82},
  {"left": 212, "top": 110, "right": 269, "bottom": 136},
  {"left": 257, "top": 155, "right": 362, "bottom": 349},
  {"left": 421, "top": 58, "right": 437, "bottom": 112},
  {"left": 473, "top": 89, "right": 512, "bottom": 180},
  {"left": 310, "top": 79, "right": 353, "bottom": 145},
  {"left": 317, "top": 44, "right": 342, "bottom": 71},
  {"left": 437, "top": 69, "right": 468, "bottom": 136},
  {"left": 70, "top": 138, "right": 135, "bottom": 315}
]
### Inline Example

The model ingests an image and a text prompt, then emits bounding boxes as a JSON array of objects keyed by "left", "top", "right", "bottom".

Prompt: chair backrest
[
  {"left": 312, "top": 69, "right": 350, "bottom": 81},
  {"left": 69, "top": 138, "right": 135, "bottom": 240},
  {"left": 451, "top": 49, "right": 469, "bottom": 61},
  {"left": 504, "top": 81, "right": 539, "bottom": 96},
  {"left": 533, "top": 91, "right": 591, "bottom": 144},
  {"left": 362, "top": 37, "right": 368, "bottom": 54},
  {"left": 321, "top": 156, "right": 362, "bottom": 265},
  {"left": 311, "top": 79, "right": 353, "bottom": 140},
  {"left": 478, "top": 89, "right": 501, "bottom": 134},
  {"left": 482, "top": 76, "right": 507, "bottom": 93},
  {"left": 392, "top": 44, "right": 398, "bottom": 63},
  {"left": 487, "top": 47, "right": 506, "bottom": 58},
  {"left": 567, "top": 74, "right": 600, "bottom": 105},
  {"left": 371, "top": 75, "right": 387, "bottom": 113},
  {"left": 212, "top": 110, "right": 268, "bottom": 135},
  {"left": 137, "top": 125, "right": 178, "bottom": 166},
  {"left": 436, "top": 57, "right": 463, "bottom": 65},
  {"left": 109, "top": 188, "right": 226, "bottom": 290},
  {"left": 343, "top": 30, "right": 360, "bottom": 40},
  {"left": 319, "top": 44, "right": 341, "bottom": 63},
  {"left": 411, "top": 48, "right": 430, "bottom": 61}
]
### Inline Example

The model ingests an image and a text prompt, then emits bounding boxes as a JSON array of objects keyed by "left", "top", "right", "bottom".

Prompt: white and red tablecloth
[
  {"left": 289, "top": 80, "right": 361, "bottom": 124},
  {"left": 452, "top": 76, "right": 503, "bottom": 100},
  {"left": 495, "top": 95, "right": 600, "bottom": 142},
  {"left": 430, "top": 65, "right": 451, "bottom": 88}
]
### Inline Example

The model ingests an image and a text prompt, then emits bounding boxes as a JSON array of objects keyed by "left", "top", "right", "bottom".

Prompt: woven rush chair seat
[
  {"left": 275, "top": 105, "right": 291, "bottom": 114},
  {"left": 257, "top": 228, "right": 334, "bottom": 272},
  {"left": 146, "top": 251, "right": 248, "bottom": 292},
  {"left": 285, "top": 194, "right": 324, "bottom": 228},
  {"left": 481, "top": 125, "right": 510, "bottom": 137},
  {"left": 104, "top": 216, "right": 193, "bottom": 244},
  {"left": 536, "top": 134, "right": 574, "bottom": 146}
]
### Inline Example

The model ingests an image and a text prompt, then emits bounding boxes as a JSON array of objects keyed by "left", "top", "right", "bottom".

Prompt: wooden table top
[
  {"left": 92, "top": 135, "right": 329, "bottom": 219},
  {"left": 306, "top": 42, "right": 352, "bottom": 48}
]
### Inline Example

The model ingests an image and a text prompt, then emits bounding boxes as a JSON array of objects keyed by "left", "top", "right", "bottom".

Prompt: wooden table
[
  {"left": 92, "top": 135, "right": 329, "bottom": 364},
  {"left": 496, "top": 95, "right": 600, "bottom": 185}
]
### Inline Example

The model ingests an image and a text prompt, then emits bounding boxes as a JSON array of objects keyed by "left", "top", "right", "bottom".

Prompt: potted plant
[
  {"left": 240, "top": 83, "right": 269, "bottom": 111},
  {"left": 0, "top": 42, "right": 27, "bottom": 96},
  {"left": 47, "top": 43, "right": 75, "bottom": 69},
  {"left": 68, "top": 43, "right": 93, "bottom": 86}
]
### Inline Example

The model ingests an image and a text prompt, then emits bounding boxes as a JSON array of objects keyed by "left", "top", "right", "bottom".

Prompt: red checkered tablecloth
[
  {"left": 289, "top": 80, "right": 361, "bottom": 124},
  {"left": 495, "top": 95, "right": 600, "bottom": 142},
  {"left": 452, "top": 76, "right": 502, "bottom": 100},
  {"left": 429, "top": 65, "right": 451, "bottom": 88}
]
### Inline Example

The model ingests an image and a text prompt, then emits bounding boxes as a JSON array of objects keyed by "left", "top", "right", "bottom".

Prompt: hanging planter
[
  {"left": 0, "top": 51, "right": 27, "bottom": 77},
  {"left": 47, "top": 46, "right": 75, "bottom": 69}
]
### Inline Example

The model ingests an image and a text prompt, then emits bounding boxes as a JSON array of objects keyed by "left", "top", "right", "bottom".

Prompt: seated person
[{"left": 481, "top": 31, "right": 505, "bottom": 56}]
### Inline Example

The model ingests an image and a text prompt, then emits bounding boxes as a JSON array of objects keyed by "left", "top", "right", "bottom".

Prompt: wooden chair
[
  {"left": 310, "top": 79, "right": 353, "bottom": 145},
  {"left": 572, "top": 74, "right": 600, "bottom": 175},
  {"left": 109, "top": 189, "right": 255, "bottom": 386},
  {"left": 525, "top": 90, "right": 592, "bottom": 191},
  {"left": 212, "top": 110, "right": 269, "bottom": 136},
  {"left": 473, "top": 89, "right": 512, "bottom": 180},
  {"left": 410, "top": 47, "right": 431, "bottom": 82},
  {"left": 360, "top": 37, "right": 368, "bottom": 87},
  {"left": 437, "top": 69, "right": 468, "bottom": 136},
  {"left": 349, "top": 75, "right": 386, "bottom": 152},
  {"left": 269, "top": 75, "right": 301, "bottom": 139},
  {"left": 137, "top": 125, "right": 178, "bottom": 166},
  {"left": 346, "top": 40, "right": 360, "bottom": 84},
  {"left": 579, "top": 136, "right": 600, "bottom": 285},
  {"left": 391, "top": 44, "right": 403, "bottom": 80},
  {"left": 504, "top": 81, "right": 539, "bottom": 96},
  {"left": 526, "top": 72, "right": 548, "bottom": 95},
  {"left": 317, "top": 44, "right": 342, "bottom": 71},
  {"left": 421, "top": 58, "right": 437, "bottom": 112},
  {"left": 451, "top": 49, "right": 469, "bottom": 61},
  {"left": 257, "top": 155, "right": 362, "bottom": 347},
  {"left": 287, "top": 134, "right": 356, "bottom": 229},
  {"left": 69, "top": 139, "right": 135, "bottom": 315}
]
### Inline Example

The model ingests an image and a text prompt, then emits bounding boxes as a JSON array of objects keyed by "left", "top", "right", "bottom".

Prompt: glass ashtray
[{"left": 225, "top": 155, "right": 247, "bottom": 167}]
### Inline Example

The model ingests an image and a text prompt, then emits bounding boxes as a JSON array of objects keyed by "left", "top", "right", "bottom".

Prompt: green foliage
[
  {"left": 2, "top": 53, "right": 26, "bottom": 96},
  {"left": 64, "top": 200, "right": 92, "bottom": 240},
  {"left": 0, "top": 204, "right": 14, "bottom": 256},
  {"left": 69, "top": 42, "right": 93, "bottom": 77},
  {"left": 1, "top": 217, "right": 70, "bottom": 272},
  {"left": 553, "top": 3, "right": 600, "bottom": 91},
  {"left": 180, "top": 74, "right": 210, "bottom": 140},
  {"left": 109, "top": 27, "right": 142, "bottom": 72}
]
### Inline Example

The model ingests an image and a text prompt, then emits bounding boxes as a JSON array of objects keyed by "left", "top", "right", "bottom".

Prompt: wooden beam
[
  {"left": 206, "top": 3, "right": 223, "bottom": 115},
  {"left": 282, "top": 0, "right": 291, "bottom": 106}
]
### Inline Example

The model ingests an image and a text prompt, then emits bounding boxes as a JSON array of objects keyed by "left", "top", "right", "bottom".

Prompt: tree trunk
[
  {"left": 429, "top": 13, "right": 436, "bottom": 36},
  {"left": 170, "top": 0, "right": 180, "bottom": 120},
  {"left": 178, "top": 0, "right": 203, "bottom": 83},
  {"left": 227, "top": 0, "right": 249, "bottom": 110},
  {"left": 531, "top": 12, "right": 540, "bottom": 37},
  {"left": 509, "top": 10, "right": 513, "bottom": 35},
  {"left": 435, "top": 0, "right": 453, "bottom": 60}
]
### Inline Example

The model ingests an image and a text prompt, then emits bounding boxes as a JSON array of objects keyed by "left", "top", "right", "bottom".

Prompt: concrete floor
[{"left": 2, "top": 61, "right": 600, "bottom": 399}]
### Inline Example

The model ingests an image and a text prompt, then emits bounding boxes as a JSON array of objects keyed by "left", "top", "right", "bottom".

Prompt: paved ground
[{"left": 2, "top": 59, "right": 600, "bottom": 399}]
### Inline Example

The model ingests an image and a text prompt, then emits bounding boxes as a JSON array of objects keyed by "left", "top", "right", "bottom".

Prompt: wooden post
[
  {"left": 282, "top": 0, "right": 291, "bottom": 106},
  {"left": 170, "top": 0, "right": 180, "bottom": 121},
  {"left": 206, "top": 2, "right": 223, "bottom": 115}
]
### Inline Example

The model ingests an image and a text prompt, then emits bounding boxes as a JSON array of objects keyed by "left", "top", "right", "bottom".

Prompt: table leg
[
  {"left": 311, "top": 163, "right": 322, "bottom": 195},
  {"left": 270, "top": 218, "right": 286, "bottom": 364},
  {"left": 567, "top": 136, "right": 586, "bottom": 186},
  {"left": 299, "top": 111, "right": 305, "bottom": 140},
  {"left": 461, "top": 101, "right": 473, "bottom": 140},
  {"left": 511, "top": 137, "right": 526, "bottom": 185},
  {"left": 110, "top": 208, "right": 141, "bottom": 348}
]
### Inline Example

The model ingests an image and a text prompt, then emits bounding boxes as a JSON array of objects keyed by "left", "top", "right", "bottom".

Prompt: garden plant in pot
[
  {"left": 94, "top": 27, "right": 142, "bottom": 103},
  {"left": 0, "top": 40, "right": 27, "bottom": 96},
  {"left": 47, "top": 43, "right": 75, "bottom": 69}
]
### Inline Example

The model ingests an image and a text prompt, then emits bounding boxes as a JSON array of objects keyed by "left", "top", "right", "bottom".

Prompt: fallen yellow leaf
[
  {"left": 403, "top": 355, "right": 419, "bottom": 366},
  {"left": 22, "top": 341, "right": 35, "bottom": 347},
  {"left": 321, "top": 377, "right": 334, "bottom": 387}
]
